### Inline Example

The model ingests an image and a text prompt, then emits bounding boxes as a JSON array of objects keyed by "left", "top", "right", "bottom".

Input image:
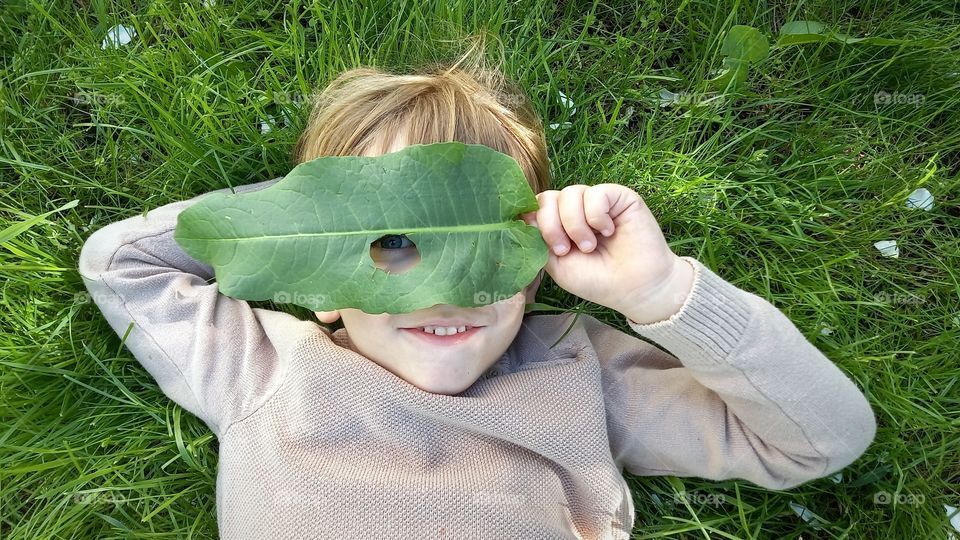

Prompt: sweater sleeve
[
  {"left": 587, "top": 256, "right": 877, "bottom": 490},
  {"left": 77, "top": 176, "right": 302, "bottom": 438}
]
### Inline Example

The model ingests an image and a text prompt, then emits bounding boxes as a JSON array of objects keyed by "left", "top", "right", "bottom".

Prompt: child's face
[
  {"left": 313, "top": 136, "right": 543, "bottom": 395},
  {"left": 314, "top": 277, "right": 540, "bottom": 395}
]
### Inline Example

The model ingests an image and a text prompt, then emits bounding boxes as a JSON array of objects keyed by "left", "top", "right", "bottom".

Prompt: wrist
[{"left": 621, "top": 256, "right": 696, "bottom": 325}]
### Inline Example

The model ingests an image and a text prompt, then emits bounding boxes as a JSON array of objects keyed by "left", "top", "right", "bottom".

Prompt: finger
[
  {"left": 543, "top": 245, "right": 560, "bottom": 279},
  {"left": 535, "top": 190, "right": 570, "bottom": 256},
  {"left": 583, "top": 186, "right": 616, "bottom": 237},
  {"left": 557, "top": 185, "right": 597, "bottom": 252}
]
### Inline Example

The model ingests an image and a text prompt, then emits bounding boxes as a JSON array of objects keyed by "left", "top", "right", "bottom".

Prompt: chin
[{"left": 405, "top": 374, "right": 478, "bottom": 395}]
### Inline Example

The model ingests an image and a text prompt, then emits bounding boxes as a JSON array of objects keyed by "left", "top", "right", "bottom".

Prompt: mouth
[{"left": 399, "top": 324, "right": 485, "bottom": 346}]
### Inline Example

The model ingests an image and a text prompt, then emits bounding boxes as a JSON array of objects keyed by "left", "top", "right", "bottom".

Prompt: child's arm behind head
[{"left": 77, "top": 177, "right": 314, "bottom": 438}]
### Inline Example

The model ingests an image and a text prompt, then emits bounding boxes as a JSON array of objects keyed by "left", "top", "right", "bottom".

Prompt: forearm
[
  {"left": 76, "top": 175, "right": 290, "bottom": 438},
  {"left": 610, "top": 257, "right": 876, "bottom": 488}
]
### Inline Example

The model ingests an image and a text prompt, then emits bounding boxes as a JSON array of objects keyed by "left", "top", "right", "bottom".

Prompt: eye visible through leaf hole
[{"left": 370, "top": 234, "right": 421, "bottom": 274}]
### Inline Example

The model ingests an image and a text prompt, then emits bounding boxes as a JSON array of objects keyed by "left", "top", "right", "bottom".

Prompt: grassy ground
[{"left": 2, "top": 0, "right": 958, "bottom": 538}]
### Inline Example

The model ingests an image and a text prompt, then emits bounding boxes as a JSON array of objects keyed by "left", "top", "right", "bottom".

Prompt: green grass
[{"left": 2, "top": 0, "right": 959, "bottom": 538}]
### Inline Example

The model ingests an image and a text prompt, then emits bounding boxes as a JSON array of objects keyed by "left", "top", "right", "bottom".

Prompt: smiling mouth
[{"left": 399, "top": 326, "right": 484, "bottom": 346}]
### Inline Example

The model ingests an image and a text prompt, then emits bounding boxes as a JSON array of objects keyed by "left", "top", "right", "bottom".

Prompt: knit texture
[{"left": 78, "top": 178, "right": 877, "bottom": 539}]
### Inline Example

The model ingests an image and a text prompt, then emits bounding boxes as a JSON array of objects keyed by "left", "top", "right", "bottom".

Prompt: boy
[{"left": 78, "top": 51, "right": 876, "bottom": 539}]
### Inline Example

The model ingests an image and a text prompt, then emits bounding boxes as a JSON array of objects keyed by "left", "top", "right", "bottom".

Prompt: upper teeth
[{"left": 420, "top": 325, "right": 469, "bottom": 335}]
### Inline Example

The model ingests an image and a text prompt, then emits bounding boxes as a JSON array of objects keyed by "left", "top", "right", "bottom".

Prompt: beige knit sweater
[{"left": 78, "top": 177, "right": 876, "bottom": 539}]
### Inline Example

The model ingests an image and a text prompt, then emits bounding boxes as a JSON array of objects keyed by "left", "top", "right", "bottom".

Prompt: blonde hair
[{"left": 291, "top": 35, "right": 551, "bottom": 194}]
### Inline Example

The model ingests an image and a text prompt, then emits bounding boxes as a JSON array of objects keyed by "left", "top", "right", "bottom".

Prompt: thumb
[
  {"left": 520, "top": 211, "right": 538, "bottom": 228},
  {"left": 542, "top": 245, "right": 560, "bottom": 279}
]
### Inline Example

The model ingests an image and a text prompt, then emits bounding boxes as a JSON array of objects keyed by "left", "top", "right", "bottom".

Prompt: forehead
[{"left": 362, "top": 134, "right": 409, "bottom": 157}]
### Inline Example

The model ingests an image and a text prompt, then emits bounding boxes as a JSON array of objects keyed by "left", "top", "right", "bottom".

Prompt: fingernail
[
  {"left": 579, "top": 241, "right": 593, "bottom": 251},
  {"left": 553, "top": 244, "right": 568, "bottom": 255},
  {"left": 601, "top": 228, "right": 612, "bottom": 237}
]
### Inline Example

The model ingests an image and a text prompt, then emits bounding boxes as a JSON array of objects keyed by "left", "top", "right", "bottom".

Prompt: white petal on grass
[
  {"left": 946, "top": 505, "right": 960, "bottom": 538},
  {"left": 260, "top": 115, "right": 275, "bottom": 134},
  {"left": 548, "top": 122, "right": 572, "bottom": 130},
  {"left": 202, "top": 0, "right": 217, "bottom": 6},
  {"left": 789, "top": 501, "right": 825, "bottom": 529},
  {"left": 659, "top": 88, "right": 680, "bottom": 107},
  {"left": 905, "top": 187, "right": 934, "bottom": 211},
  {"left": 558, "top": 90, "right": 576, "bottom": 115},
  {"left": 102, "top": 24, "right": 135, "bottom": 49},
  {"left": 829, "top": 472, "right": 842, "bottom": 483},
  {"left": 874, "top": 240, "right": 899, "bottom": 258}
]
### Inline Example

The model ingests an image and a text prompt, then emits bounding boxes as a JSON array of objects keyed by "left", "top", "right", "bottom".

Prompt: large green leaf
[{"left": 173, "top": 142, "right": 548, "bottom": 314}]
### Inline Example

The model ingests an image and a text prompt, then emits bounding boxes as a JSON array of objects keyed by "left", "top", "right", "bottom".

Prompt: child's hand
[{"left": 520, "top": 184, "right": 691, "bottom": 318}]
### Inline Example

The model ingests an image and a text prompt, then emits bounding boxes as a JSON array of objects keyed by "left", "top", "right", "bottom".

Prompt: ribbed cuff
[{"left": 625, "top": 256, "right": 754, "bottom": 366}]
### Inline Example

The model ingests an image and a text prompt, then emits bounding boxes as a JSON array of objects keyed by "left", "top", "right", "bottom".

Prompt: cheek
[
  {"left": 492, "top": 295, "right": 527, "bottom": 325},
  {"left": 340, "top": 311, "right": 396, "bottom": 341}
]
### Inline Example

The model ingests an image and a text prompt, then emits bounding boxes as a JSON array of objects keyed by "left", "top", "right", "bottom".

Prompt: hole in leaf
[{"left": 369, "top": 234, "right": 421, "bottom": 274}]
